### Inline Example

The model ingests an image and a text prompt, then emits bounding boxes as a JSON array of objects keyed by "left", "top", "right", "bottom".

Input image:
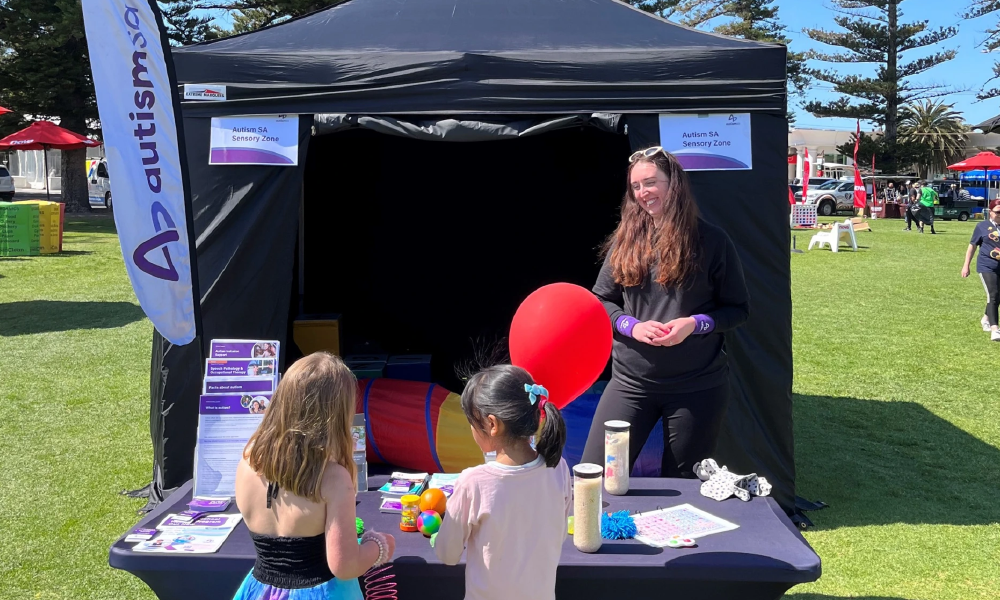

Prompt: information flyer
[
  {"left": 658, "top": 113, "right": 752, "bottom": 171},
  {"left": 209, "top": 339, "right": 280, "bottom": 359},
  {"left": 203, "top": 377, "right": 275, "bottom": 394},
  {"left": 193, "top": 395, "right": 269, "bottom": 497},
  {"left": 133, "top": 513, "right": 243, "bottom": 554},
  {"left": 206, "top": 358, "right": 276, "bottom": 378},
  {"left": 209, "top": 116, "right": 299, "bottom": 166}
]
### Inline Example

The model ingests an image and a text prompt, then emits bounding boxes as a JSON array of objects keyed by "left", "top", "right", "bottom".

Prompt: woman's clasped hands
[{"left": 631, "top": 317, "right": 697, "bottom": 347}]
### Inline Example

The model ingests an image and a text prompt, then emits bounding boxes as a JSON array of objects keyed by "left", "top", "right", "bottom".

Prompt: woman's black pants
[{"left": 581, "top": 378, "right": 729, "bottom": 479}]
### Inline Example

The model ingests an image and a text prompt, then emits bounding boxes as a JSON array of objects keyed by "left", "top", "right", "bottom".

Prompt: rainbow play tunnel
[
  {"left": 356, "top": 378, "right": 484, "bottom": 473},
  {"left": 355, "top": 378, "right": 665, "bottom": 476}
]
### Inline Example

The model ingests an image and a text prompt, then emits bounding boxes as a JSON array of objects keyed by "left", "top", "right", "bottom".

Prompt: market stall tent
[{"left": 150, "top": 0, "right": 795, "bottom": 513}]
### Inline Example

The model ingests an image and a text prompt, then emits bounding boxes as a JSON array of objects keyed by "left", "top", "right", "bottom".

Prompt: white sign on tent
[
  {"left": 658, "top": 113, "right": 753, "bottom": 171},
  {"left": 209, "top": 116, "right": 299, "bottom": 166}
]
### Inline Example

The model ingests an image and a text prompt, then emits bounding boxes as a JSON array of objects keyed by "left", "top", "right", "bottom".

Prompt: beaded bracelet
[{"left": 360, "top": 531, "right": 387, "bottom": 567}]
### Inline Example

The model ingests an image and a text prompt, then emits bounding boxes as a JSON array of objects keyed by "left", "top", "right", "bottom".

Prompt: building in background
[
  {"left": 788, "top": 127, "right": 874, "bottom": 182},
  {"left": 1, "top": 146, "right": 105, "bottom": 192}
]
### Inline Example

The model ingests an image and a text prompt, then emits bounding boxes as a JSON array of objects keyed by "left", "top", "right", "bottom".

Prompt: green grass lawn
[{"left": 0, "top": 215, "right": 997, "bottom": 599}]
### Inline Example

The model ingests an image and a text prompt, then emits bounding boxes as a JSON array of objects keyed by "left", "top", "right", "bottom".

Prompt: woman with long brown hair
[
  {"left": 233, "top": 352, "right": 394, "bottom": 600},
  {"left": 580, "top": 147, "right": 749, "bottom": 478}
]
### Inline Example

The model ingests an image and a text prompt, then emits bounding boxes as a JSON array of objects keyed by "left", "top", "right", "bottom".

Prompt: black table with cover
[{"left": 110, "top": 477, "right": 820, "bottom": 600}]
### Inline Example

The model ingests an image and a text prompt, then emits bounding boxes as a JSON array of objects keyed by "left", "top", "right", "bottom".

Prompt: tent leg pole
[
  {"left": 43, "top": 147, "right": 50, "bottom": 203},
  {"left": 298, "top": 185, "right": 305, "bottom": 315}
]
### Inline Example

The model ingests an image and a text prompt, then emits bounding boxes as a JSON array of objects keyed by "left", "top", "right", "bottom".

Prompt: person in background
[
  {"left": 885, "top": 182, "right": 898, "bottom": 204},
  {"left": 956, "top": 184, "right": 972, "bottom": 202},
  {"left": 961, "top": 200, "right": 1000, "bottom": 342},
  {"left": 233, "top": 352, "right": 394, "bottom": 600},
  {"left": 434, "top": 365, "right": 571, "bottom": 600},
  {"left": 903, "top": 180, "right": 919, "bottom": 231},
  {"left": 917, "top": 181, "right": 938, "bottom": 234},
  {"left": 581, "top": 147, "right": 749, "bottom": 479}
]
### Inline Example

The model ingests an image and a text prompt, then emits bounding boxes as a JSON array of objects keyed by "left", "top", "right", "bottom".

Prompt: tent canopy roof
[{"left": 173, "top": 0, "right": 786, "bottom": 116}]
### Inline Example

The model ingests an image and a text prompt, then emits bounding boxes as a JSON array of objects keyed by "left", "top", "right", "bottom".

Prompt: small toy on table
[
  {"left": 665, "top": 536, "right": 697, "bottom": 548},
  {"left": 356, "top": 517, "right": 364, "bottom": 537},
  {"left": 600, "top": 510, "right": 637, "bottom": 540},
  {"left": 399, "top": 495, "right": 421, "bottom": 532},
  {"left": 417, "top": 510, "right": 442, "bottom": 536},
  {"left": 419, "top": 488, "right": 447, "bottom": 515}
]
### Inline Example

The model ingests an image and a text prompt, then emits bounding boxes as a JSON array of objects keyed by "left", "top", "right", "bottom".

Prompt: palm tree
[{"left": 898, "top": 100, "right": 969, "bottom": 178}]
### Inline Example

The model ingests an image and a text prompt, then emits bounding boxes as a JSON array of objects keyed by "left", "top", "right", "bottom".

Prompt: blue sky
[
  {"left": 774, "top": 0, "right": 997, "bottom": 131},
  {"left": 205, "top": 0, "right": 997, "bottom": 131}
]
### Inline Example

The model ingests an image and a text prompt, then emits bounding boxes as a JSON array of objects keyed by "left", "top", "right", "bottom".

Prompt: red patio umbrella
[
  {"left": 948, "top": 152, "right": 1000, "bottom": 201},
  {"left": 0, "top": 106, "right": 10, "bottom": 116},
  {"left": 0, "top": 121, "right": 100, "bottom": 201}
]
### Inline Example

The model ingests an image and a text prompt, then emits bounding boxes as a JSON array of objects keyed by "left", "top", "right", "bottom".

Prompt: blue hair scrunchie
[{"left": 524, "top": 383, "right": 549, "bottom": 405}]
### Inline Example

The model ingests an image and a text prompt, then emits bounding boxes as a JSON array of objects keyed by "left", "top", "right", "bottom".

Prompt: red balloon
[{"left": 509, "top": 283, "right": 612, "bottom": 409}]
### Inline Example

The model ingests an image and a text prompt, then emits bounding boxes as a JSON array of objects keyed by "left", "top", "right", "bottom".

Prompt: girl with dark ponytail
[{"left": 434, "top": 365, "right": 571, "bottom": 600}]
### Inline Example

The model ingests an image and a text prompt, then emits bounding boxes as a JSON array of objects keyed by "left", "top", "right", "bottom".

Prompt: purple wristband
[
  {"left": 615, "top": 314, "right": 638, "bottom": 337},
  {"left": 692, "top": 314, "right": 715, "bottom": 334}
]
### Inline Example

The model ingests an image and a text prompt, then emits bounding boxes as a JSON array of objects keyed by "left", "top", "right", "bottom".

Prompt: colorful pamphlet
[
  {"left": 379, "top": 497, "right": 404, "bottom": 513},
  {"left": 133, "top": 513, "right": 243, "bottom": 554},
  {"left": 206, "top": 358, "right": 276, "bottom": 378},
  {"left": 378, "top": 472, "right": 429, "bottom": 497},
  {"left": 210, "top": 339, "right": 280, "bottom": 359},
  {"left": 203, "top": 376, "right": 275, "bottom": 395},
  {"left": 173, "top": 510, "right": 208, "bottom": 524},
  {"left": 124, "top": 528, "right": 158, "bottom": 543},
  {"left": 427, "top": 473, "right": 460, "bottom": 498},
  {"left": 193, "top": 395, "right": 268, "bottom": 498},
  {"left": 188, "top": 496, "right": 232, "bottom": 512}
]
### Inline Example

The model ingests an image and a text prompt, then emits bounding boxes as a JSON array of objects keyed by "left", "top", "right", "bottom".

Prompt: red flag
[
  {"left": 802, "top": 148, "right": 810, "bottom": 203},
  {"left": 853, "top": 120, "right": 866, "bottom": 208}
]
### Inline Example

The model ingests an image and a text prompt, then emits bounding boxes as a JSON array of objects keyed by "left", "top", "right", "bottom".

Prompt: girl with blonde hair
[{"left": 233, "top": 352, "right": 394, "bottom": 600}]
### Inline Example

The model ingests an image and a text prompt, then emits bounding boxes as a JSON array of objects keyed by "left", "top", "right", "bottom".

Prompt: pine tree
[
  {"left": 159, "top": 0, "right": 221, "bottom": 45},
  {"left": 216, "top": 0, "right": 346, "bottom": 34},
  {"left": 628, "top": 1, "right": 806, "bottom": 121},
  {"left": 624, "top": 0, "right": 687, "bottom": 20},
  {"left": 802, "top": 0, "right": 958, "bottom": 145},
  {"left": 0, "top": 0, "right": 97, "bottom": 212},
  {"left": 965, "top": 1, "right": 1000, "bottom": 100}
]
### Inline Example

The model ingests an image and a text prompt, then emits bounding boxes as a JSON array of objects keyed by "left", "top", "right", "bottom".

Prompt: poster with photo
[{"left": 209, "top": 339, "right": 280, "bottom": 360}]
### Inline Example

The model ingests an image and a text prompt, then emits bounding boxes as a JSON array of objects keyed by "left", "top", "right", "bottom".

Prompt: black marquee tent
[{"left": 149, "top": 0, "right": 794, "bottom": 512}]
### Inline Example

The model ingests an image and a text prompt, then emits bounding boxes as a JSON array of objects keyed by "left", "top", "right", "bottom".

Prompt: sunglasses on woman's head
[{"left": 629, "top": 146, "right": 667, "bottom": 163}]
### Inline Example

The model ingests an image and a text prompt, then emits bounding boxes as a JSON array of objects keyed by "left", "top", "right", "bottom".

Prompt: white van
[{"left": 87, "top": 159, "right": 112, "bottom": 209}]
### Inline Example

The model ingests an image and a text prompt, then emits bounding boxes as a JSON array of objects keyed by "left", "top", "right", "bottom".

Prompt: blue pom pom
[{"left": 601, "top": 510, "right": 638, "bottom": 540}]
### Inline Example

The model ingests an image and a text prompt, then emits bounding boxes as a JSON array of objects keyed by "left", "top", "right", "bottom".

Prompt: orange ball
[{"left": 419, "top": 488, "right": 447, "bottom": 515}]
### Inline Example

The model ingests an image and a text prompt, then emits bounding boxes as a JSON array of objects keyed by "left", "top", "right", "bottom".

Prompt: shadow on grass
[
  {"left": 0, "top": 300, "right": 145, "bottom": 335},
  {"left": 34, "top": 250, "right": 94, "bottom": 257},
  {"left": 786, "top": 595, "right": 912, "bottom": 600},
  {"left": 794, "top": 394, "right": 1000, "bottom": 528}
]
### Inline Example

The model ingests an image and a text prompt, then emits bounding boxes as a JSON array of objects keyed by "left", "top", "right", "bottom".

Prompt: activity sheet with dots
[{"left": 632, "top": 504, "right": 739, "bottom": 547}]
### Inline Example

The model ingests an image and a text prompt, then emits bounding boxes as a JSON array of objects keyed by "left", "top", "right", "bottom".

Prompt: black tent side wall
[
  {"left": 150, "top": 115, "right": 312, "bottom": 493},
  {"left": 701, "top": 113, "right": 794, "bottom": 512},
  {"left": 627, "top": 113, "right": 794, "bottom": 511}
]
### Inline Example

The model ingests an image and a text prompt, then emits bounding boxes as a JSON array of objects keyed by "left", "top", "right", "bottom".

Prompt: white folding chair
[{"left": 808, "top": 219, "right": 857, "bottom": 252}]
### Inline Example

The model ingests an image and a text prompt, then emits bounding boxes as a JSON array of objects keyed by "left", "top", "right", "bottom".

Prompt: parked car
[
  {"left": 0, "top": 165, "right": 14, "bottom": 200},
  {"left": 791, "top": 177, "right": 837, "bottom": 203},
  {"left": 801, "top": 179, "right": 856, "bottom": 215},
  {"left": 87, "top": 159, "right": 111, "bottom": 209}
]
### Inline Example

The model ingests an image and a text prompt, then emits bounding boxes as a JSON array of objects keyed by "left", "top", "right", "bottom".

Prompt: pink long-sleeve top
[{"left": 434, "top": 456, "right": 573, "bottom": 600}]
